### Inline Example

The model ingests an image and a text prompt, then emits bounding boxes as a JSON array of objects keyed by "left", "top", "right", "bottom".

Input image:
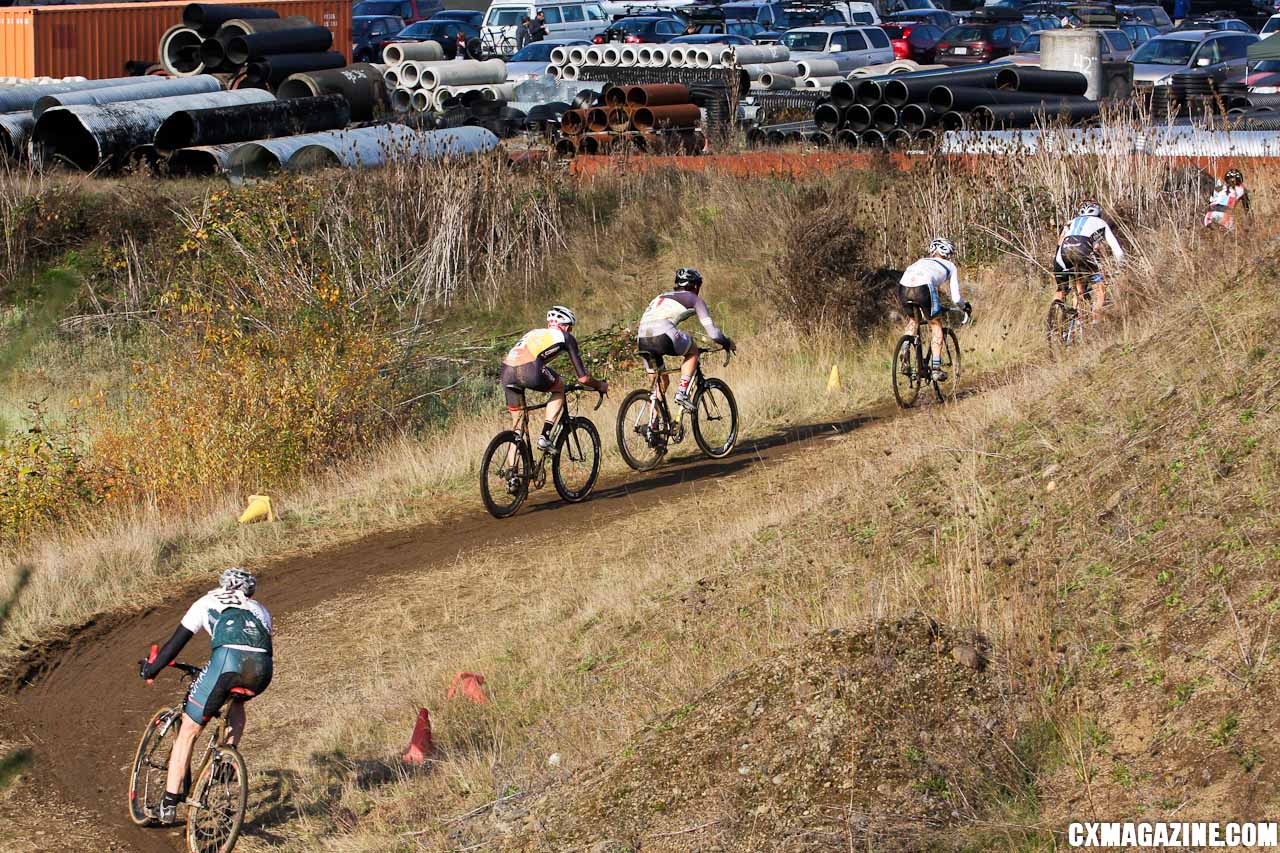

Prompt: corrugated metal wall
[{"left": 0, "top": 0, "right": 352, "bottom": 80}]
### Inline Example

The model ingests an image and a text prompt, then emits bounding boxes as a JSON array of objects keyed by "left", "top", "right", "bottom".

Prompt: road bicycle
[
  {"left": 1046, "top": 272, "right": 1098, "bottom": 356},
  {"left": 480, "top": 382, "right": 604, "bottom": 518},
  {"left": 476, "top": 29, "right": 517, "bottom": 58},
  {"left": 615, "top": 347, "right": 738, "bottom": 472},
  {"left": 128, "top": 651, "right": 250, "bottom": 853},
  {"left": 891, "top": 306, "right": 965, "bottom": 409}
]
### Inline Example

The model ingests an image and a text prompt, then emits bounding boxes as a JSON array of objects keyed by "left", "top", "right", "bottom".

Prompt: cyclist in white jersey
[
  {"left": 139, "top": 568, "right": 272, "bottom": 824},
  {"left": 1053, "top": 200, "right": 1125, "bottom": 324},
  {"left": 636, "top": 268, "right": 736, "bottom": 411},
  {"left": 897, "top": 239, "right": 971, "bottom": 381}
]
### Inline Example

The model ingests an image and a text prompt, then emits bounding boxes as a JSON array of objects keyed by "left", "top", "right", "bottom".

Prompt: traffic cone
[
  {"left": 402, "top": 708, "right": 432, "bottom": 764},
  {"left": 447, "top": 672, "right": 488, "bottom": 705},
  {"left": 238, "top": 495, "right": 274, "bottom": 524},
  {"left": 826, "top": 364, "right": 842, "bottom": 393}
]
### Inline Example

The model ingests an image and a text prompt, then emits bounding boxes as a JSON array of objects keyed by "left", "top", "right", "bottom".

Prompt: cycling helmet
[
  {"left": 546, "top": 305, "right": 577, "bottom": 328},
  {"left": 1078, "top": 199, "right": 1102, "bottom": 217},
  {"left": 220, "top": 567, "right": 257, "bottom": 597},
  {"left": 927, "top": 238, "right": 955, "bottom": 259},
  {"left": 1225, "top": 168, "right": 1243, "bottom": 186},
  {"left": 674, "top": 268, "right": 703, "bottom": 292}
]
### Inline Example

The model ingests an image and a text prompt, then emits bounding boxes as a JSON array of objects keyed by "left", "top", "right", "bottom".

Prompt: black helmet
[
  {"left": 1225, "top": 168, "right": 1243, "bottom": 185},
  {"left": 674, "top": 268, "right": 703, "bottom": 292}
]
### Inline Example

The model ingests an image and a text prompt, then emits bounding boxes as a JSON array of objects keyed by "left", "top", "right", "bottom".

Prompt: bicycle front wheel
[
  {"left": 616, "top": 388, "right": 667, "bottom": 471},
  {"left": 933, "top": 328, "right": 961, "bottom": 403},
  {"left": 128, "top": 707, "right": 182, "bottom": 826},
  {"left": 553, "top": 416, "right": 601, "bottom": 502},
  {"left": 480, "top": 431, "right": 532, "bottom": 518},
  {"left": 892, "top": 335, "right": 923, "bottom": 409},
  {"left": 693, "top": 378, "right": 738, "bottom": 458},
  {"left": 1046, "top": 299, "right": 1077, "bottom": 357},
  {"left": 186, "top": 747, "right": 247, "bottom": 853}
]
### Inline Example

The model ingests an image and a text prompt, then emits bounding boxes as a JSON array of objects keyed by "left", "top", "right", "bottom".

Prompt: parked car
[
  {"left": 780, "top": 24, "right": 896, "bottom": 67},
  {"left": 353, "top": 0, "right": 441, "bottom": 26},
  {"left": 1129, "top": 30, "right": 1258, "bottom": 87},
  {"left": 691, "top": 18, "right": 769, "bottom": 38},
  {"left": 505, "top": 37, "right": 588, "bottom": 78},
  {"left": 1115, "top": 4, "right": 1172, "bottom": 33},
  {"left": 669, "top": 32, "right": 754, "bottom": 44},
  {"left": 1174, "top": 17, "right": 1255, "bottom": 33},
  {"left": 1262, "top": 13, "right": 1280, "bottom": 38},
  {"left": 431, "top": 9, "right": 485, "bottom": 26},
  {"left": 998, "top": 26, "right": 1133, "bottom": 63},
  {"left": 884, "top": 0, "right": 940, "bottom": 13},
  {"left": 394, "top": 19, "right": 482, "bottom": 56},
  {"left": 483, "top": 1, "right": 609, "bottom": 49},
  {"left": 352, "top": 14, "right": 405, "bottom": 62},
  {"left": 1119, "top": 20, "right": 1160, "bottom": 46},
  {"left": 886, "top": 8, "right": 955, "bottom": 27},
  {"left": 719, "top": 0, "right": 878, "bottom": 31},
  {"left": 880, "top": 21, "right": 945, "bottom": 61},
  {"left": 933, "top": 19, "right": 1031, "bottom": 64},
  {"left": 592, "top": 14, "right": 685, "bottom": 41},
  {"left": 1022, "top": 13, "right": 1064, "bottom": 31}
]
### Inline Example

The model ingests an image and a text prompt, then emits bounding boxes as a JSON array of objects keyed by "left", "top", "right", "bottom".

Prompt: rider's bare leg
[
  {"left": 675, "top": 350, "right": 699, "bottom": 404},
  {"left": 1091, "top": 277, "right": 1107, "bottom": 323},
  {"left": 225, "top": 700, "right": 246, "bottom": 748},
  {"left": 542, "top": 379, "right": 566, "bottom": 440},
  {"left": 166, "top": 714, "right": 204, "bottom": 798},
  {"left": 928, "top": 317, "right": 945, "bottom": 369}
]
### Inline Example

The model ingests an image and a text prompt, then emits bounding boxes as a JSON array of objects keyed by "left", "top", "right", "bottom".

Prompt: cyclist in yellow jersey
[{"left": 501, "top": 306, "right": 608, "bottom": 451}]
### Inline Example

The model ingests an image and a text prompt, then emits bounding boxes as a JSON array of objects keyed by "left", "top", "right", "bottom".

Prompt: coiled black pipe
[
  {"left": 183, "top": 3, "right": 277, "bottom": 36},
  {"left": 929, "top": 85, "right": 1077, "bottom": 112},
  {"left": 243, "top": 52, "right": 346, "bottom": 86},
  {"left": 814, "top": 102, "right": 843, "bottom": 133},
  {"left": 860, "top": 128, "right": 886, "bottom": 149},
  {"left": 843, "top": 103, "right": 873, "bottom": 132},
  {"left": 830, "top": 80, "right": 856, "bottom": 109},
  {"left": 872, "top": 103, "right": 899, "bottom": 131},
  {"left": 972, "top": 100, "right": 1100, "bottom": 129},
  {"left": 153, "top": 93, "right": 350, "bottom": 153},
  {"left": 834, "top": 128, "right": 859, "bottom": 147},
  {"left": 226, "top": 26, "right": 333, "bottom": 65},
  {"left": 900, "top": 102, "right": 934, "bottom": 132},
  {"left": 993, "top": 67, "right": 1088, "bottom": 96}
]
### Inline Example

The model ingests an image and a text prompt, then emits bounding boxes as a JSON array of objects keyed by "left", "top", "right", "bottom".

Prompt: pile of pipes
[
  {"left": 2, "top": 75, "right": 88, "bottom": 88},
  {"left": 1225, "top": 92, "right": 1280, "bottom": 130},
  {"left": 555, "top": 83, "right": 703, "bottom": 157},
  {"left": 545, "top": 42, "right": 739, "bottom": 81},
  {"left": 161, "top": 3, "right": 344, "bottom": 89},
  {"left": 381, "top": 43, "right": 511, "bottom": 114},
  {"left": 809, "top": 64, "right": 1096, "bottom": 149}
]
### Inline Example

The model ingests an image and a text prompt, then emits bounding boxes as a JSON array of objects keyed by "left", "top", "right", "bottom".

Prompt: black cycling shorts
[
  {"left": 897, "top": 284, "right": 942, "bottom": 320},
  {"left": 1053, "top": 256, "right": 1098, "bottom": 290},
  {"left": 637, "top": 330, "right": 693, "bottom": 372},
  {"left": 501, "top": 361, "right": 559, "bottom": 410}
]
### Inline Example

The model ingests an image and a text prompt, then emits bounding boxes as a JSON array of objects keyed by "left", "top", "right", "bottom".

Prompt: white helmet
[
  {"left": 927, "top": 238, "right": 954, "bottom": 259},
  {"left": 220, "top": 567, "right": 257, "bottom": 597},
  {"left": 1078, "top": 200, "right": 1101, "bottom": 217},
  {"left": 546, "top": 305, "right": 577, "bottom": 327}
]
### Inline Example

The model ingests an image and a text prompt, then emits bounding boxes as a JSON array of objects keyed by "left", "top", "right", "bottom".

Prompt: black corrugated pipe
[
  {"left": 940, "top": 110, "right": 967, "bottom": 131},
  {"left": 899, "top": 102, "right": 934, "bottom": 132},
  {"left": 1231, "top": 116, "right": 1280, "bottom": 130},
  {"left": 834, "top": 128, "right": 859, "bottom": 147},
  {"left": 183, "top": 4, "right": 277, "bottom": 36},
  {"left": 914, "top": 128, "right": 939, "bottom": 147},
  {"left": 830, "top": 80, "right": 856, "bottom": 109},
  {"left": 814, "top": 102, "right": 843, "bottom": 133},
  {"left": 883, "top": 76, "right": 942, "bottom": 108},
  {"left": 872, "top": 103, "right": 899, "bottom": 131},
  {"left": 166, "top": 142, "right": 245, "bottom": 176},
  {"left": 929, "top": 85, "right": 1075, "bottom": 112},
  {"left": 153, "top": 93, "right": 349, "bottom": 153},
  {"left": 277, "top": 64, "right": 387, "bottom": 121},
  {"left": 244, "top": 52, "right": 346, "bottom": 86},
  {"left": 842, "top": 103, "right": 873, "bottom": 132},
  {"left": 860, "top": 129, "right": 886, "bottom": 149},
  {"left": 226, "top": 26, "right": 333, "bottom": 65},
  {"left": 807, "top": 131, "right": 832, "bottom": 147},
  {"left": 886, "top": 128, "right": 912, "bottom": 148},
  {"left": 1231, "top": 93, "right": 1280, "bottom": 111},
  {"left": 855, "top": 79, "right": 884, "bottom": 107},
  {"left": 860, "top": 65, "right": 1005, "bottom": 91},
  {"left": 201, "top": 17, "right": 314, "bottom": 68},
  {"left": 972, "top": 100, "right": 1100, "bottom": 129},
  {"left": 993, "top": 67, "right": 1088, "bottom": 96}
]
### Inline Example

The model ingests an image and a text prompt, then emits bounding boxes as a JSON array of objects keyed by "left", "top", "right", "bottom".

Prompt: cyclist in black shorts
[
  {"left": 636, "top": 268, "right": 736, "bottom": 411},
  {"left": 1053, "top": 200, "right": 1125, "bottom": 324}
]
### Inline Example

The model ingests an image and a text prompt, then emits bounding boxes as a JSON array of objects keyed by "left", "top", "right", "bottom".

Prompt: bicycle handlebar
[
  {"left": 141, "top": 643, "right": 201, "bottom": 684},
  {"left": 564, "top": 382, "right": 607, "bottom": 410},
  {"left": 697, "top": 346, "right": 734, "bottom": 368}
]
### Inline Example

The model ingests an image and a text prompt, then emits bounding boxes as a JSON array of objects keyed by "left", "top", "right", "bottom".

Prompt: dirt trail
[{"left": 4, "top": 400, "right": 903, "bottom": 853}]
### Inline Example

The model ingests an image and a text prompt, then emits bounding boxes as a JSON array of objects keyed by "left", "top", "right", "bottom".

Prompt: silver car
[
  {"left": 779, "top": 25, "right": 895, "bottom": 70},
  {"left": 1129, "top": 29, "right": 1258, "bottom": 88},
  {"left": 505, "top": 38, "right": 589, "bottom": 81}
]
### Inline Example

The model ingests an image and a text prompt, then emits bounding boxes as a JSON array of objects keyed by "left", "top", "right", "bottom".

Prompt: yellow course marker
[
  {"left": 826, "top": 364, "right": 842, "bottom": 393},
  {"left": 238, "top": 494, "right": 275, "bottom": 524}
]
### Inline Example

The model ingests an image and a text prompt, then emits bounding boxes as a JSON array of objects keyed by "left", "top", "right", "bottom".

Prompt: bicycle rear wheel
[
  {"left": 185, "top": 747, "right": 247, "bottom": 853},
  {"left": 692, "top": 378, "right": 738, "bottom": 458},
  {"left": 932, "top": 328, "right": 962, "bottom": 403},
  {"left": 128, "top": 707, "right": 182, "bottom": 826},
  {"left": 553, "top": 416, "right": 601, "bottom": 502},
  {"left": 616, "top": 388, "right": 667, "bottom": 471},
  {"left": 892, "top": 335, "right": 923, "bottom": 408},
  {"left": 1046, "top": 299, "right": 1077, "bottom": 358},
  {"left": 480, "top": 431, "right": 532, "bottom": 518}
]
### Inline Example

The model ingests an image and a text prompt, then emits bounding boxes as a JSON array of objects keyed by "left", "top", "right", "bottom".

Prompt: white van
[{"left": 483, "top": 0, "right": 608, "bottom": 53}]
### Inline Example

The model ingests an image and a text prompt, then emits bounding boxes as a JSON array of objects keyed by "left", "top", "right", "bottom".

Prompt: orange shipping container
[{"left": 0, "top": 0, "right": 352, "bottom": 80}]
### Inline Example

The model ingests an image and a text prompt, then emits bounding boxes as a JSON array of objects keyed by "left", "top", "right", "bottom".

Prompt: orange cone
[
  {"left": 402, "top": 708, "right": 433, "bottom": 764},
  {"left": 447, "top": 672, "right": 489, "bottom": 705}
]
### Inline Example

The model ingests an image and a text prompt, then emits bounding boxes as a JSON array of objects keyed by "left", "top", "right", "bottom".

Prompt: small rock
[
  {"left": 748, "top": 698, "right": 765, "bottom": 717},
  {"left": 1042, "top": 463, "right": 1061, "bottom": 478},
  {"left": 1045, "top": 480, "right": 1057, "bottom": 493},
  {"left": 771, "top": 774, "right": 784, "bottom": 785},
  {"left": 951, "top": 644, "right": 986, "bottom": 671},
  {"left": 547, "top": 753, "right": 561, "bottom": 767},
  {"left": 738, "top": 766, "right": 750, "bottom": 776}
]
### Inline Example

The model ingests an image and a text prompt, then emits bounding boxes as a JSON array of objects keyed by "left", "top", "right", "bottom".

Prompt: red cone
[
  {"left": 402, "top": 708, "right": 433, "bottom": 764},
  {"left": 447, "top": 672, "right": 488, "bottom": 705}
]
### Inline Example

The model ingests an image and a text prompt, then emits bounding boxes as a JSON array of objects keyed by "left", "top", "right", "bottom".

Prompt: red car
[
  {"left": 934, "top": 21, "right": 1032, "bottom": 66},
  {"left": 880, "top": 21, "right": 946, "bottom": 63}
]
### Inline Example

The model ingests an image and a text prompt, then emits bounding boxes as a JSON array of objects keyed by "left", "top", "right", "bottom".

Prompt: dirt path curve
[{"left": 6, "top": 401, "right": 900, "bottom": 853}]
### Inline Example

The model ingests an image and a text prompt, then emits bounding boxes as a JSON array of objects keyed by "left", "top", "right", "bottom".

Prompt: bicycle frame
[{"left": 508, "top": 384, "right": 601, "bottom": 485}]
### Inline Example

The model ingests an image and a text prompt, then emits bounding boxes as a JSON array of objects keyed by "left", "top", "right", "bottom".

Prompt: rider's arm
[
  {"left": 1101, "top": 224, "right": 1125, "bottom": 262},
  {"left": 564, "top": 334, "right": 605, "bottom": 391},
  {"left": 141, "top": 625, "right": 194, "bottom": 679},
  {"left": 946, "top": 261, "right": 963, "bottom": 305},
  {"left": 692, "top": 295, "right": 732, "bottom": 348}
]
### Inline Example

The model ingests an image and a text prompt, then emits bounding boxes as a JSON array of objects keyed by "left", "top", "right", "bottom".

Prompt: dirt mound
[{"left": 496, "top": 614, "right": 1025, "bottom": 851}]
